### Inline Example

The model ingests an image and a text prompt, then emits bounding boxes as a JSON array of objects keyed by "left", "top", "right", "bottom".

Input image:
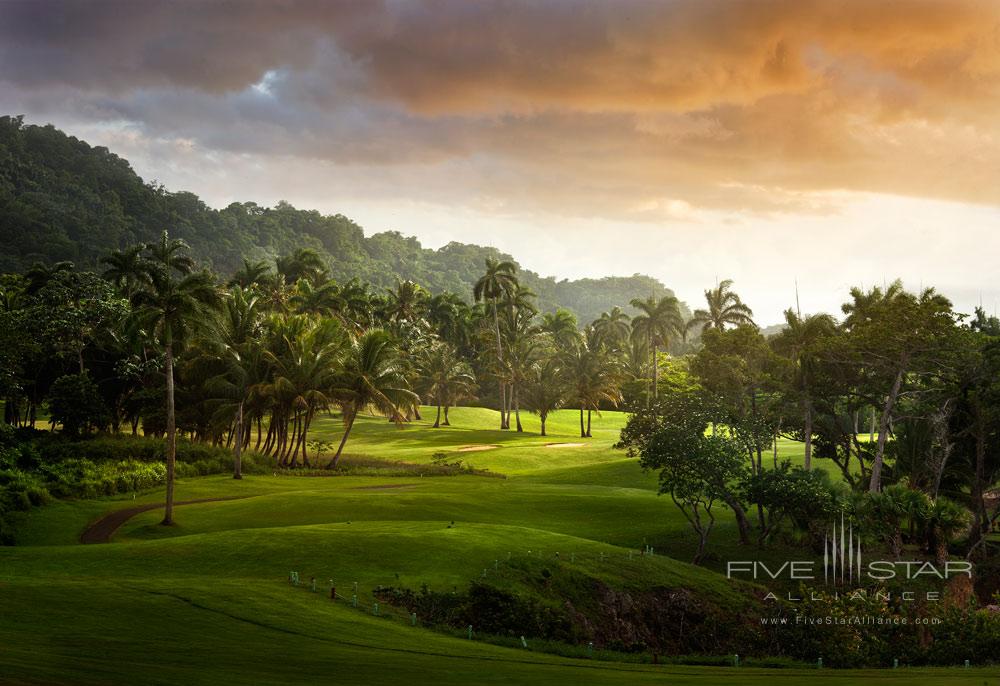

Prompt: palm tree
[
  {"left": 559, "top": 337, "right": 622, "bottom": 438},
  {"left": 926, "top": 497, "right": 971, "bottom": 566},
  {"left": 100, "top": 245, "right": 147, "bottom": 301},
  {"left": 24, "top": 260, "right": 74, "bottom": 295},
  {"left": 270, "top": 317, "right": 345, "bottom": 467},
  {"left": 540, "top": 309, "right": 579, "bottom": 348},
  {"left": 473, "top": 258, "right": 518, "bottom": 429},
  {"left": 203, "top": 287, "right": 266, "bottom": 479},
  {"left": 629, "top": 295, "right": 683, "bottom": 401},
  {"left": 130, "top": 232, "right": 220, "bottom": 525},
  {"left": 686, "top": 279, "right": 755, "bottom": 335},
  {"left": 427, "top": 292, "right": 473, "bottom": 350},
  {"left": 522, "top": 356, "right": 564, "bottom": 436},
  {"left": 771, "top": 309, "right": 837, "bottom": 469},
  {"left": 592, "top": 307, "right": 631, "bottom": 351},
  {"left": 503, "top": 306, "right": 541, "bottom": 432},
  {"left": 327, "top": 329, "right": 418, "bottom": 468},
  {"left": 290, "top": 279, "right": 344, "bottom": 318},
  {"left": 418, "top": 342, "right": 476, "bottom": 428},
  {"left": 227, "top": 258, "right": 275, "bottom": 290},
  {"left": 275, "top": 248, "right": 328, "bottom": 286},
  {"left": 385, "top": 279, "right": 429, "bottom": 323}
]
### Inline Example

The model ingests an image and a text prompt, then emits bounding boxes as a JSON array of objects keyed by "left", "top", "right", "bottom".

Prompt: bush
[{"left": 47, "top": 373, "right": 110, "bottom": 436}]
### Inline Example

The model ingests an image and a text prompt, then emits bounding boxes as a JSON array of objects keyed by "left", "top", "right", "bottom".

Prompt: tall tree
[
  {"left": 130, "top": 232, "right": 220, "bottom": 525},
  {"left": 327, "top": 329, "right": 418, "bottom": 467},
  {"left": 473, "top": 258, "right": 518, "bottom": 429},
  {"left": 771, "top": 310, "right": 837, "bottom": 469},
  {"left": 629, "top": 295, "right": 683, "bottom": 402},
  {"left": 838, "top": 281, "right": 958, "bottom": 492},
  {"left": 418, "top": 342, "right": 476, "bottom": 428},
  {"left": 685, "top": 279, "right": 755, "bottom": 335}
]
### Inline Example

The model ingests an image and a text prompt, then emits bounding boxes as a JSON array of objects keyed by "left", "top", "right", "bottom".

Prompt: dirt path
[{"left": 79, "top": 496, "right": 249, "bottom": 544}]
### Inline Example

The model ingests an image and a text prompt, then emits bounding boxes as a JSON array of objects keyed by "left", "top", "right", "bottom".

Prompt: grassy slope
[{"left": 1, "top": 408, "right": 991, "bottom": 685}]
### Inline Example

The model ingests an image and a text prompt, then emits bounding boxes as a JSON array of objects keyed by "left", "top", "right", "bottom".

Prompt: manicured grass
[{"left": 1, "top": 406, "right": 982, "bottom": 684}]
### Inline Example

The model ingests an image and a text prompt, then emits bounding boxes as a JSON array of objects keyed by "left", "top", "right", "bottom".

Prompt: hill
[{"left": 0, "top": 115, "right": 684, "bottom": 324}]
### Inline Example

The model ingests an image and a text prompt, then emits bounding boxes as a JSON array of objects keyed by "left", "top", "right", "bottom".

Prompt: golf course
[{"left": 1, "top": 408, "right": 995, "bottom": 685}]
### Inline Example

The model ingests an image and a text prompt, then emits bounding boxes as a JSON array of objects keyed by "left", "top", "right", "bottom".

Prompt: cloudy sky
[{"left": 2, "top": 0, "right": 1000, "bottom": 325}]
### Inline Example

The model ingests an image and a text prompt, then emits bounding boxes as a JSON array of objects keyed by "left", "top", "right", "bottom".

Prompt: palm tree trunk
[
  {"left": 161, "top": 341, "right": 176, "bottom": 526},
  {"left": 651, "top": 344, "right": 658, "bottom": 400},
  {"left": 434, "top": 395, "right": 442, "bottom": 428},
  {"left": 803, "top": 402, "right": 813, "bottom": 470},
  {"left": 579, "top": 407, "right": 585, "bottom": 438},
  {"left": 233, "top": 400, "right": 243, "bottom": 479},
  {"left": 329, "top": 409, "right": 356, "bottom": 469},
  {"left": 513, "top": 384, "right": 523, "bottom": 432},
  {"left": 586, "top": 409, "right": 592, "bottom": 437},
  {"left": 443, "top": 405, "right": 450, "bottom": 426},
  {"left": 540, "top": 412, "right": 547, "bottom": 437},
  {"left": 493, "top": 300, "right": 506, "bottom": 429}
]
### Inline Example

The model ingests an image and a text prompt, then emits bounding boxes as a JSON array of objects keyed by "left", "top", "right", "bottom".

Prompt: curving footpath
[{"left": 79, "top": 496, "right": 249, "bottom": 544}]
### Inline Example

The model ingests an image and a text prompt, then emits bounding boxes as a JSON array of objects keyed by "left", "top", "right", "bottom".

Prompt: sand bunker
[
  {"left": 456, "top": 444, "right": 500, "bottom": 452},
  {"left": 544, "top": 442, "right": 585, "bottom": 448}
]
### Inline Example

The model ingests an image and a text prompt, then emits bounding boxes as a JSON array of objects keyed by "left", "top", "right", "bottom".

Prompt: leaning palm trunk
[
  {"left": 162, "top": 341, "right": 177, "bottom": 526},
  {"left": 586, "top": 409, "right": 592, "bottom": 437},
  {"left": 579, "top": 407, "right": 586, "bottom": 438},
  {"left": 434, "top": 394, "right": 442, "bottom": 428},
  {"left": 328, "top": 409, "right": 357, "bottom": 469}
]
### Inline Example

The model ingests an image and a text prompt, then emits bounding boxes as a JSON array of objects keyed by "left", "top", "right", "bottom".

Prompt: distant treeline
[{"left": 0, "top": 115, "right": 682, "bottom": 325}]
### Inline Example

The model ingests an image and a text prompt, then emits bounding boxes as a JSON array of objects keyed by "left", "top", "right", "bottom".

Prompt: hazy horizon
[{"left": 3, "top": 0, "right": 999, "bottom": 325}]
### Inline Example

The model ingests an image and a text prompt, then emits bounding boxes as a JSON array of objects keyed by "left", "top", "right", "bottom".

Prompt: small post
[
  {"left": 373, "top": 603, "right": 379, "bottom": 616},
  {"left": 467, "top": 625, "right": 473, "bottom": 640},
  {"left": 964, "top": 659, "right": 970, "bottom": 669},
  {"left": 494, "top": 559, "right": 499, "bottom": 570},
  {"left": 411, "top": 612, "right": 417, "bottom": 626},
  {"left": 817, "top": 657, "right": 823, "bottom": 669},
  {"left": 330, "top": 585, "right": 336, "bottom": 601},
  {"left": 733, "top": 654, "right": 739, "bottom": 668},
  {"left": 587, "top": 641, "right": 593, "bottom": 658},
  {"left": 520, "top": 635, "right": 527, "bottom": 648},
  {"left": 893, "top": 658, "right": 898, "bottom": 669},
  {"left": 353, "top": 581, "right": 358, "bottom": 594},
  {"left": 352, "top": 594, "right": 357, "bottom": 608},
  {"left": 310, "top": 577, "right": 316, "bottom": 592}
]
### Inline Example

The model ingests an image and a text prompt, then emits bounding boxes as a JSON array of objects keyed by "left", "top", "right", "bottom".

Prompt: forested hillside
[{"left": 0, "top": 116, "right": 682, "bottom": 323}]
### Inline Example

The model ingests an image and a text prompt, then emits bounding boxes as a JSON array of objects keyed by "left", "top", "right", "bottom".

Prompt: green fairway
[{"left": 1, "top": 407, "right": 992, "bottom": 684}]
